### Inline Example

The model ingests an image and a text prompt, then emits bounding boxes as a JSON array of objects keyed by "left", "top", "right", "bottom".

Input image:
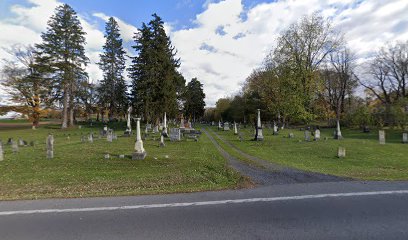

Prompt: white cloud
[
  {"left": 170, "top": 0, "right": 408, "bottom": 106},
  {"left": 1, "top": 0, "right": 408, "bottom": 107}
]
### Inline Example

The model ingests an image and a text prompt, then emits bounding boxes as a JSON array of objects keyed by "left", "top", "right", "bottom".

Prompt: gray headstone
[
  {"left": 12, "top": 140, "right": 18, "bottom": 154},
  {"left": 288, "top": 133, "right": 294, "bottom": 138},
  {"left": 119, "top": 154, "right": 125, "bottom": 159},
  {"left": 104, "top": 153, "right": 110, "bottom": 159},
  {"left": 0, "top": 140, "right": 4, "bottom": 161},
  {"left": 107, "top": 130, "right": 113, "bottom": 142},
  {"left": 88, "top": 133, "right": 94, "bottom": 143},
  {"left": 304, "top": 130, "right": 311, "bottom": 141},
  {"left": 170, "top": 128, "right": 181, "bottom": 142},
  {"left": 223, "top": 122, "right": 230, "bottom": 131},
  {"left": 379, "top": 130, "right": 385, "bottom": 145},
  {"left": 46, "top": 134, "right": 54, "bottom": 159},
  {"left": 403, "top": 133, "right": 408, "bottom": 144},
  {"left": 337, "top": 147, "right": 346, "bottom": 158}
]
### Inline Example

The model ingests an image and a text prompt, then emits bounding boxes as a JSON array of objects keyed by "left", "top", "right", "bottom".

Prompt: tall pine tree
[
  {"left": 98, "top": 17, "right": 128, "bottom": 121},
  {"left": 184, "top": 78, "right": 206, "bottom": 122},
  {"left": 129, "top": 14, "right": 185, "bottom": 123},
  {"left": 36, "top": 4, "right": 88, "bottom": 128}
]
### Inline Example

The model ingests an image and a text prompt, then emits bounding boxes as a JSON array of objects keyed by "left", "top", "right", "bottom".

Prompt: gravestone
[
  {"left": 379, "top": 130, "right": 385, "bottom": 145},
  {"left": 107, "top": 130, "right": 113, "bottom": 142},
  {"left": 314, "top": 129, "right": 321, "bottom": 141},
  {"left": 234, "top": 123, "right": 238, "bottom": 135},
  {"left": 104, "top": 153, "right": 110, "bottom": 159},
  {"left": 81, "top": 135, "right": 86, "bottom": 143},
  {"left": 180, "top": 116, "right": 185, "bottom": 129},
  {"left": 218, "top": 121, "right": 222, "bottom": 130},
  {"left": 119, "top": 154, "right": 125, "bottom": 159},
  {"left": 159, "top": 135, "right": 165, "bottom": 147},
  {"left": 46, "top": 134, "right": 54, "bottom": 159},
  {"left": 363, "top": 126, "right": 370, "bottom": 133},
  {"left": 337, "top": 147, "right": 346, "bottom": 158},
  {"left": 124, "top": 106, "right": 132, "bottom": 136},
  {"left": 288, "top": 133, "right": 294, "bottom": 138},
  {"left": 88, "top": 133, "right": 94, "bottom": 143},
  {"left": 0, "top": 140, "right": 3, "bottom": 161},
  {"left": 153, "top": 125, "right": 159, "bottom": 133},
  {"left": 18, "top": 138, "right": 24, "bottom": 147},
  {"left": 402, "top": 133, "right": 408, "bottom": 144},
  {"left": 103, "top": 125, "right": 108, "bottom": 136},
  {"left": 304, "top": 130, "right": 311, "bottom": 141},
  {"left": 273, "top": 124, "right": 279, "bottom": 135},
  {"left": 223, "top": 122, "right": 230, "bottom": 131},
  {"left": 7, "top": 138, "right": 12, "bottom": 145},
  {"left": 78, "top": 125, "right": 82, "bottom": 129},
  {"left": 12, "top": 140, "right": 18, "bottom": 154},
  {"left": 170, "top": 128, "right": 181, "bottom": 142},
  {"left": 146, "top": 124, "right": 152, "bottom": 131},
  {"left": 132, "top": 118, "right": 147, "bottom": 160},
  {"left": 162, "top": 112, "right": 168, "bottom": 137},
  {"left": 255, "top": 109, "right": 264, "bottom": 141}
]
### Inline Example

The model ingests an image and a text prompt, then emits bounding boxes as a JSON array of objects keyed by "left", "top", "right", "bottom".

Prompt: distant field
[
  {"left": 0, "top": 122, "right": 244, "bottom": 200},
  {"left": 212, "top": 126, "right": 408, "bottom": 181}
]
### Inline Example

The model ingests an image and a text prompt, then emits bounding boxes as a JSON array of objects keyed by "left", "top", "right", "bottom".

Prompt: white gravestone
[
  {"left": 234, "top": 123, "right": 238, "bottom": 135},
  {"left": 314, "top": 129, "right": 321, "bottom": 141},
  {"left": 338, "top": 147, "right": 346, "bottom": 158},
  {"left": 160, "top": 135, "right": 165, "bottom": 147},
  {"left": 46, "top": 134, "right": 54, "bottom": 159},
  {"left": 132, "top": 118, "right": 147, "bottom": 160},
  {"left": 126, "top": 106, "right": 132, "bottom": 134},
  {"left": 379, "top": 130, "right": 385, "bottom": 145},
  {"left": 107, "top": 130, "right": 113, "bottom": 142},
  {"left": 273, "top": 124, "right": 279, "bottom": 135},
  {"left": 163, "top": 112, "right": 168, "bottom": 136},
  {"left": 304, "top": 130, "right": 311, "bottom": 141},
  {"left": 88, "top": 133, "right": 94, "bottom": 143},
  {"left": 255, "top": 109, "right": 263, "bottom": 141},
  {"left": 403, "top": 133, "right": 408, "bottom": 144}
]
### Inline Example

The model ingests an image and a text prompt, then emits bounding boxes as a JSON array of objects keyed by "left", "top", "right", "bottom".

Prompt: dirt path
[{"left": 203, "top": 127, "right": 349, "bottom": 186}]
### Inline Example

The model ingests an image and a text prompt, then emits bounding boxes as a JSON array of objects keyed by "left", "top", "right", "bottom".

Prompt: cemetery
[
  {"left": 211, "top": 123, "right": 408, "bottom": 180},
  {"left": 0, "top": 121, "right": 243, "bottom": 200}
]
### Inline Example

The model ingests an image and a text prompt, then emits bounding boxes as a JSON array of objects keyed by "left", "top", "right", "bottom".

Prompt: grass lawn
[
  {"left": 0, "top": 122, "right": 244, "bottom": 200},
  {"left": 211, "top": 126, "right": 408, "bottom": 181}
]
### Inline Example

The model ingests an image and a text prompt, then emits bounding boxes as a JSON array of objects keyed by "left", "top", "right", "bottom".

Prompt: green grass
[
  {"left": 213, "top": 126, "right": 408, "bottom": 181},
  {"left": 0, "top": 122, "right": 244, "bottom": 200}
]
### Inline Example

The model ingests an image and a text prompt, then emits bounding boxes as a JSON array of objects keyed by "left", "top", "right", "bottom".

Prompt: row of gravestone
[{"left": 0, "top": 135, "right": 54, "bottom": 161}]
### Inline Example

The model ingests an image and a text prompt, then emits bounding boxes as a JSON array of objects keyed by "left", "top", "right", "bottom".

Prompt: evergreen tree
[
  {"left": 36, "top": 4, "right": 88, "bottom": 128},
  {"left": 98, "top": 17, "right": 128, "bottom": 121},
  {"left": 129, "top": 14, "right": 184, "bottom": 122},
  {"left": 184, "top": 78, "right": 206, "bottom": 122}
]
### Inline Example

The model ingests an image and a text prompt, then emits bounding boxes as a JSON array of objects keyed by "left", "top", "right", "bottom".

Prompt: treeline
[
  {"left": 205, "top": 13, "right": 408, "bottom": 132},
  {"left": 1, "top": 4, "right": 206, "bottom": 129}
]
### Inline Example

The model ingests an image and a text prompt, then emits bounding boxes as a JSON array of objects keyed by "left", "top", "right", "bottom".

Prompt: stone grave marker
[
  {"left": 18, "top": 138, "right": 24, "bottom": 147},
  {"left": 119, "top": 154, "right": 125, "bottom": 159},
  {"left": 107, "top": 130, "right": 113, "bottom": 142},
  {"left": 379, "top": 130, "right": 385, "bottom": 144},
  {"left": 159, "top": 135, "right": 165, "bottom": 147},
  {"left": 46, "top": 134, "right": 54, "bottom": 159},
  {"left": 223, "top": 122, "right": 230, "bottom": 131},
  {"left": 403, "top": 133, "right": 408, "bottom": 144},
  {"left": 337, "top": 147, "right": 346, "bottom": 158},
  {"left": 273, "top": 123, "right": 279, "bottom": 135},
  {"left": 132, "top": 118, "right": 147, "bottom": 160},
  {"left": 170, "top": 128, "right": 181, "bottom": 142},
  {"left": 104, "top": 153, "right": 110, "bottom": 159},
  {"left": 234, "top": 123, "right": 238, "bottom": 135},
  {"left": 12, "top": 140, "right": 18, "bottom": 153},
  {"left": 255, "top": 109, "right": 264, "bottom": 141},
  {"left": 304, "top": 130, "right": 311, "bottom": 142},
  {"left": 153, "top": 125, "right": 159, "bottom": 133},
  {"left": 314, "top": 129, "right": 321, "bottom": 141},
  {"left": 0, "top": 140, "right": 3, "bottom": 161},
  {"left": 7, "top": 138, "right": 12, "bottom": 145},
  {"left": 88, "top": 133, "right": 94, "bottom": 143},
  {"left": 288, "top": 133, "right": 294, "bottom": 138}
]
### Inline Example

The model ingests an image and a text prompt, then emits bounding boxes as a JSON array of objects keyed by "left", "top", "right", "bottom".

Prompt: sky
[{"left": 0, "top": 0, "right": 408, "bottom": 106}]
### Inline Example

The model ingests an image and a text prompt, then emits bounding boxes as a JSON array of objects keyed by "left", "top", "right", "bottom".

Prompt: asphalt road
[{"left": 1, "top": 181, "right": 408, "bottom": 240}]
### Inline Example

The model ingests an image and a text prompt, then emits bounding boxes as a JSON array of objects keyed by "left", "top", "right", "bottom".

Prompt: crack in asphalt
[{"left": 203, "top": 127, "right": 349, "bottom": 186}]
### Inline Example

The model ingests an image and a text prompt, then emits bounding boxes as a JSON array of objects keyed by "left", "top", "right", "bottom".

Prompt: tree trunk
[{"left": 61, "top": 85, "right": 69, "bottom": 129}]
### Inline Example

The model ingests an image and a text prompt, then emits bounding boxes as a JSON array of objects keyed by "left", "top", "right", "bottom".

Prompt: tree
[
  {"left": 36, "top": 4, "right": 89, "bottom": 128},
  {"left": 274, "top": 12, "right": 342, "bottom": 117},
  {"left": 184, "top": 78, "right": 206, "bottom": 122},
  {"left": 359, "top": 41, "right": 408, "bottom": 126},
  {"left": 321, "top": 47, "right": 358, "bottom": 138},
  {"left": 98, "top": 17, "right": 128, "bottom": 121},
  {"left": 0, "top": 45, "right": 52, "bottom": 129},
  {"left": 129, "top": 14, "right": 184, "bottom": 123}
]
